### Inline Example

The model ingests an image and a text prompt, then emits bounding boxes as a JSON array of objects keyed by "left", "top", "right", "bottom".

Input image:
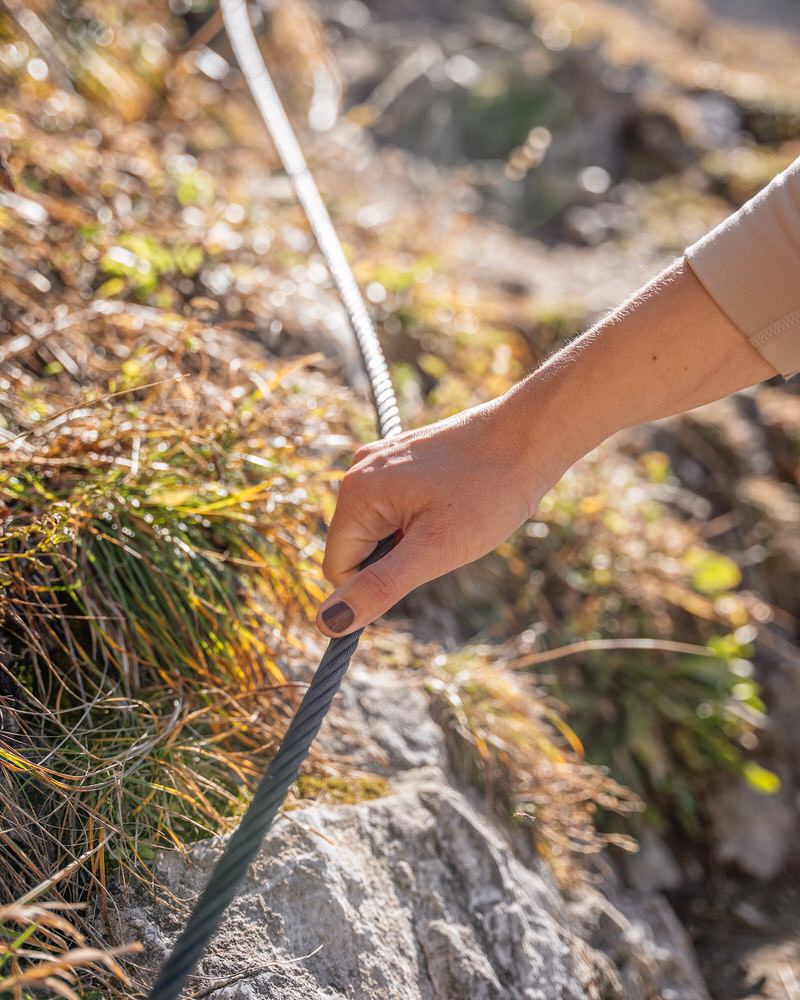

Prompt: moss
[{"left": 294, "top": 773, "right": 391, "bottom": 806}]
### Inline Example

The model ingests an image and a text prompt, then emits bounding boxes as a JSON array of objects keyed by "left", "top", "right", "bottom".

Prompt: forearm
[{"left": 507, "top": 258, "right": 776, "bottom": 490}]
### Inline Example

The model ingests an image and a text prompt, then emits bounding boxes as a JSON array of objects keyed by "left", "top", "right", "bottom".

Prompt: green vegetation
[
  {"left": 97, "top": 233, "right": 204, "bottom": 298},
  {"left": 294, "top": 773, "right": 391, "bottom": 806},
  {"left": 490, "top": 451, "right": 776, "bottom": 837},
  {"left": 1, "top": 0, "right": 798, "bottom": 995},
  {"left": 0, "top": 311, "right": 337, "bottom": 993},
  {"left": 548, "top": 638, "right": 767, "bottom": 835}
]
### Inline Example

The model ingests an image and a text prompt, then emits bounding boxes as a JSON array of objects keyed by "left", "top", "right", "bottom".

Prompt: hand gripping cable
[{"left": 146, "top": 2, "right": 402, "bottom": 996}]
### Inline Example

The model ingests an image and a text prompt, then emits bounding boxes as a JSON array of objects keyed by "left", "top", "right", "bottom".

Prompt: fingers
[
  {"left": 316, "top": 529, "right": 440, "bottom": 636},
  {"left": 323, "top": 443, "right": 412, "bottom": 585},
  {"left": 322, "top": 479, "right": 399, "bottom": 586}
]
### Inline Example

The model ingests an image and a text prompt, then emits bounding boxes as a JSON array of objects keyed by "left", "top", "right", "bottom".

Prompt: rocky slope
[{"left": 125, "top": 667, "right": 709, "bottom": 1000}]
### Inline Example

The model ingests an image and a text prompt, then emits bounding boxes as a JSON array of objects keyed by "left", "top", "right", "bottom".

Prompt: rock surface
[
  {"left": 707, "top": 771, "right": 796, "bottom": 880},
  {"left": 124, "top": 669, "right": 710, "bottom": 999}
]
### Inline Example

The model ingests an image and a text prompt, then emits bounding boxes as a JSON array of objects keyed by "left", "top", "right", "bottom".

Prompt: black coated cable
[{"left": 146, "top": 2, "right": 402, "bottom": 997}]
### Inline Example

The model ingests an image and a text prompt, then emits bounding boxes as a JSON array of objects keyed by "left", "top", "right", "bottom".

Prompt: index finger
[{"left": 322, "top": 490, "right": 400, "bottom": 587}]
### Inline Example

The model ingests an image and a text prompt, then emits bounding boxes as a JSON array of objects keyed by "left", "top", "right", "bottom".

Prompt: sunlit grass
[
  {"left": 0, "top": 900, "right": 136, "bottom": 1000},
  {"left": 428, "top": 651, "right": 642, "bottom": 883},
  {"left": 2, "top": 0, "right": 797, "bottom": 993},
  {"left": 0, "top": 295, "right": 341, "bottom": 993}
]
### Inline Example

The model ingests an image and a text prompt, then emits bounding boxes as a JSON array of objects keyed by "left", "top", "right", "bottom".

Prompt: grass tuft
[
  {"left": 428, "top": 652, "right": 642, "bottom": 882},
  {"left": 0, "top": 901, "right": 140, "bottom": 999},
  {"left": 0, "top": 302, "right": 344, "bottom": 992}
]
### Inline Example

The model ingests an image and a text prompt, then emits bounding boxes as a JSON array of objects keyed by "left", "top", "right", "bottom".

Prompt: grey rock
[
  {"left": 120, "top": 672, "right": 710, "bottom": 999},
  {"left": 623, "top": 829, "right": 683, "bottom": 894},
  {"left": 732, "top": 900, "right": 771, "bottom": 930},
  {"left": 570, "top": 888, "right": 711, "bottom": 1000},
  {"left": 127, "top": 776, "right": 615, "bottom": 999},
  {"left": 325, "top": 665, "right": 446, "bottom": 773},
  {"left": 126, "top": 780, "right": 708, "bottom": 999}
]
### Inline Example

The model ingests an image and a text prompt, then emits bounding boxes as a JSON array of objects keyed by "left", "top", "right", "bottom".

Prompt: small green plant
[
  {"left": 97, "top": 232, "right": 203, "bottom": 298},
  {"left": 544, "top": 634, "right": 770, "bottom": 836}
]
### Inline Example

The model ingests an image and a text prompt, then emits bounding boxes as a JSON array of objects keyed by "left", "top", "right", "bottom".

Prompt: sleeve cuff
[{"left": 684, "top": 157, "right": 800, "bottom": 379}]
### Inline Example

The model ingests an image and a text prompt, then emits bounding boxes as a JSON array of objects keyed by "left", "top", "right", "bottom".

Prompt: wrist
[
  {"left": 495, "top": 257, "right": 773, "bottom": 514},
  {"left": 501, "top": 351, "right": 617, "bottom": 502}
]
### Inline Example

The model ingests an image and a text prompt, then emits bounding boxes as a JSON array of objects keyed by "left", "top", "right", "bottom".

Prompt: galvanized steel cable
[
  {"left": 146, "top": 3, "right": 402, "bottom": 996},
  {"left": 221, "top": 0, "right": 401, "bottom": 442}
]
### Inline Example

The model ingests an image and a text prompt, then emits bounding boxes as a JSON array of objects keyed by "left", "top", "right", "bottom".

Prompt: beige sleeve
[{"left": 684, "top": 156, "right": 800, "bottom": 378}]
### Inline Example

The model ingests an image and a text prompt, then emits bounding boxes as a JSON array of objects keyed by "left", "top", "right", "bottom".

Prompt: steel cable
[{"left": 146, "top": 2, "right": 402, "bottom": 995}]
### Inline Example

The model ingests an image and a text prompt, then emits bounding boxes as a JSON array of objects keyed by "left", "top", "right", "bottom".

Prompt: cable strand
[{"left": 145, "top": 3, "right": 401, "bottom": 996}]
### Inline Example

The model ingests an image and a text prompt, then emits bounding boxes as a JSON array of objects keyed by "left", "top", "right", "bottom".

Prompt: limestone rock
[
  {"left": 322, "top": 664, "right": 447, "bottom": 773},
  {"left": 570, "top": 887, "right": 711, "bottom": 1000},
  {"left": 127, "top": 777, "right": 611, "bottom": 999},
  {"left": 623, "top": 829, "right": 683, "bottom": 894},
  {"left": 120, "top": 671, "right": 709, "bottom": 999}
]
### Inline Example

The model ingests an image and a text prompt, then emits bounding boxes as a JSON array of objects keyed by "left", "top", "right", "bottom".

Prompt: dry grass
[
  {"left": 0, "top": 144, "right": 351, "bottom": 1000},
  {"left": 441, "top": 446, "right": 776, "bottom": 838},
  {"left": 0, "top": 900, "right": 138, "bottom": 999},
  {"left": 428, "top": 650, "right": 642, "bottom": 883},
  {"left": 0, "top": 281, "right": 349, "bottom": 995}
]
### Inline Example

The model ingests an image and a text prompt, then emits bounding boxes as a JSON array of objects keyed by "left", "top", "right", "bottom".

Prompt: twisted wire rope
[{"left": 146, "top": 2, "right": 401, "bottom": 994}]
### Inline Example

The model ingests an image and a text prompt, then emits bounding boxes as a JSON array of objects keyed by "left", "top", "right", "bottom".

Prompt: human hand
[{"left": 315, "top": 391, "right": 556, "bottom": 636}]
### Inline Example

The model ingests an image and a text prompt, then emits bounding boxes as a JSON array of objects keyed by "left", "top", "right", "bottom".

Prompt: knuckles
[
  {"left": 341, "top": 445, "right": 396, "bottom": 498},
  {"left": 352, "top": 442, "right": 377, "bottom": 463},
  {"left": 338, "top": 464, "right": 367, "bottom": 501}
]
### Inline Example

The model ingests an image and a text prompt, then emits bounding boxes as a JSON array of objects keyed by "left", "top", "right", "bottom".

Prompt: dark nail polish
[{"left": 322, "top": 601, "right": 355, "bottom": 634}]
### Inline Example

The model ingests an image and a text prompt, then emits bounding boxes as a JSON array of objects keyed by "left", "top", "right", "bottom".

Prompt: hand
[{"left": 316, "top": 392, "right": 551, "bottom": 636}]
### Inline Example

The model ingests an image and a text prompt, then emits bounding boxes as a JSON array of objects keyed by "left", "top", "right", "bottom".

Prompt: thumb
[{"left": 316, "top": 530, "right": 435, "bottom": 637}]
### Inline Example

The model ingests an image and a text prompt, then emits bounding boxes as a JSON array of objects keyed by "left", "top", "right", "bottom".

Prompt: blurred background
[{"left": 0, "top": 0, "right": 799, "bottom": 997}]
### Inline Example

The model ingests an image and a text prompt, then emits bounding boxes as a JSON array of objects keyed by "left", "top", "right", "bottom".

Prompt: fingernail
[{"left": 321, "top": 601, "right": 355, "bottom": 634}]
